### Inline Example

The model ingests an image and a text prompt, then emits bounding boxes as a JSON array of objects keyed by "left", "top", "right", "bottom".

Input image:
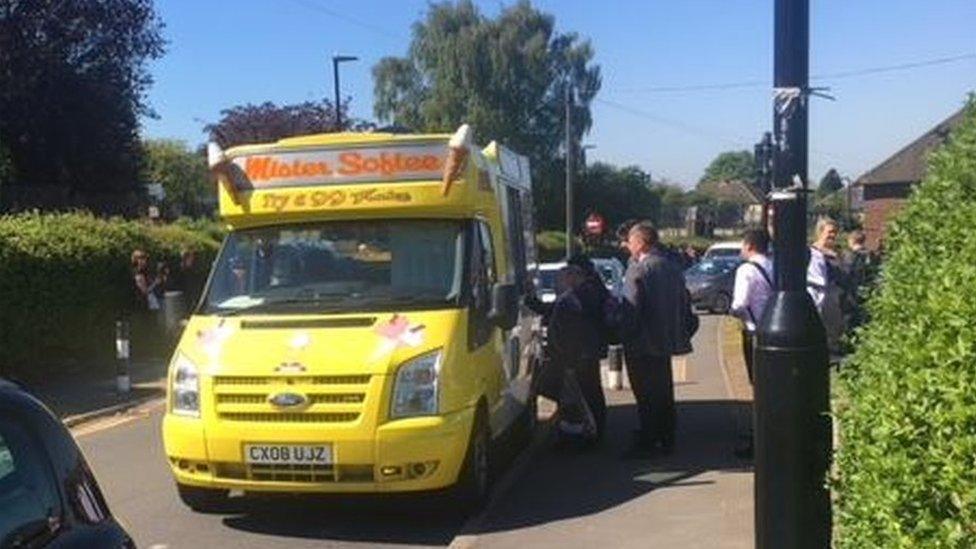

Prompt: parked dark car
[
  {"left": 0, "top": 380, "right": 134, "bottom": 548},
  {"left": 685, "top": 258, "right": 741, "bottom": 314}
]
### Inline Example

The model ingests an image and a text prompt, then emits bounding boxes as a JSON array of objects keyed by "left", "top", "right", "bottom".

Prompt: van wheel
[
  {"left": 455, "top": 406, "right": 491, "bottom": 511},
  {"left": 176, "top": 484, "right": 230, "bottom": 513}
]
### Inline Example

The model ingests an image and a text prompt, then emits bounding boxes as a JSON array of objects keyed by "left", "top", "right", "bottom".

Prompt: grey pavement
[
  {"left": 466, "top": 315, "right": 754, "bottom": 548},
  {"left": 28, "top": 358, "right": 167, "bottom": 420}
]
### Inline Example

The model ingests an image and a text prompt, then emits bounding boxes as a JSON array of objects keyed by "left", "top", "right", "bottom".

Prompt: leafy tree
[
  {"left": 204, "top": 99, "right": 370, "bottom": 148},
  {"left": 577, "top": 163, "right": 659, "bottom": 229},
  {"left": 142, "top": 139, "right": 214, "bottom": 218},
  {"left": 699, "top": 150, "right": 755, "bottom": 185},
  {"left": 0, "top": 138, "right": 12, "bottom": 186},
  {"left": 653, "top": 183, "right": 690, "bottom": 228},
  {"left": 0, "top": 0, "right": 165, "bottom": 211},
  {"left": 372, "top": 0, "right": 601, "bottom": 208},
  {"left": 817, "top": 167, "right": 844, "bottom": 196}
]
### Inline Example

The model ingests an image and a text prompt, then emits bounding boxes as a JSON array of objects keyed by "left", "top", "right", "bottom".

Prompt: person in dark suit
[
  {"left": 622, "top": 221, "right": 690, "bottom": 454},
  {"left": 547, "top": 265, "right": 608, "bottom": 440}
]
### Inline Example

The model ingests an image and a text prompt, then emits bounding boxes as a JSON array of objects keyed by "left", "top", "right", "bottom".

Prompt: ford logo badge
[{"left": 268, "top": 392, "right": 308, "bottom": 409}]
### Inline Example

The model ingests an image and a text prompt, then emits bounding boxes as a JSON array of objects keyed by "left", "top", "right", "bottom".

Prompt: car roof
[{"left": 707, "top": 241, "right": 742, "bottom": 250}]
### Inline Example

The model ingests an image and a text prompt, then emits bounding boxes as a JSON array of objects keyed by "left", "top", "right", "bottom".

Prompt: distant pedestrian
[
  {"left": 841, "top": 230, "right": 876, "bottom": 330},
  {"left": 154, "top": 261, "right": 171, "bottom": 300},
  {"left": 807, "top": 218, "right": 848, "bottom": 357},
  {"left": 729, "top": 229, "right": 773, "bottom": 459},
  {"left": 131, "top": 249, "right": 160, "bottom": 312},
  {"left": 172, "top": 249, "right": 206, "bottom": 306},
  {"left": 622, "top": 221, "right": 694, "bottom": 455}
]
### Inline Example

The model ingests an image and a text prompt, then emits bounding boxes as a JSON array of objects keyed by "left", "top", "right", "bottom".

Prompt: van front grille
[
  {"left": 213, "top": 375, "right": 371, "bottom": 386},
  {"left": 211, "top": 374, "right": 373, "bottom": 424},
  {"left": 214, "top": 463, "right": 374, "bottom": 483},
  {"left": 217, "top": 412, "right": 360, "bottom": 423}
]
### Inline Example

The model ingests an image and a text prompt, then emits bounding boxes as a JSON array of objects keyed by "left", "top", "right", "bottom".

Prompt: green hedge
[
  {"left": 835, "top": 98, "right": 976, "bottom": 547},
  {"left": 0, "top": 212, "right": 220, "bottom": 379}
]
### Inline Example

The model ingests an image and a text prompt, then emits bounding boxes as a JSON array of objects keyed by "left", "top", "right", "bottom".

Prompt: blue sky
[{"left": 143, "top": 0, "right": 976, "bottom": 186}]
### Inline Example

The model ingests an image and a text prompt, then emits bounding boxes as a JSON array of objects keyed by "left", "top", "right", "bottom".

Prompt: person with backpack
[
  {"left": 730, "top": 229, "right": 774, "bottom": 383},
  {"left": 621, "top": 221, "right": 695, "bottom": 455},
  {"left": 729, "top": 230, "right": 774, "bottom": 459}
]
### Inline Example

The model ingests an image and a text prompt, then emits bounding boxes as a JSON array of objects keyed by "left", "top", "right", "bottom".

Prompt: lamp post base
[{"left": 754, "top": 290, "right": 831, "bottom": 548}]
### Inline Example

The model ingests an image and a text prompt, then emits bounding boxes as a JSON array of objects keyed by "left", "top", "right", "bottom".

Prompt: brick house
[{"left": 854, "top": 108, "right": 965, "bottom": 250}]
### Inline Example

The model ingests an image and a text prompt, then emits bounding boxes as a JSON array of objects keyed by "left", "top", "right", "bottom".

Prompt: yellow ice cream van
[{"left": 162, "top": 126, "right": 540, "bottom": 511}]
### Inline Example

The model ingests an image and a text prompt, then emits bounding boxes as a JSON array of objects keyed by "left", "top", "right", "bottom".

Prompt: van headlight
[
  {"left": 171, "top": 353, "right": 200, "bottom": 417},
  {"left": 391, "top": 350, "right": 441, "bottom": 419}
]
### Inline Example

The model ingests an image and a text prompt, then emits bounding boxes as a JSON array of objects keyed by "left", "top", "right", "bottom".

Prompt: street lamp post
[
  {"left": 332, "top": 54, "right": 358, "bottom": 130},
  {"left": 755, "top": 132, "right": 774, "bottom": 230},
  {"left": 754, "top": 0, "right": 831, "bottom": 547},
  {"left": 565, "top": 85, "right": 575, "bottom": 260}
]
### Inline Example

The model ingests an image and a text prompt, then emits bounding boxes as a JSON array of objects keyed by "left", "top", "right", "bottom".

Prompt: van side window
[
  {"left": 478, "top": 222, "right": 497, "bottom": 285},
  {"left": 469, "top": 221, "right": 496, "bottom": 349},
  {"left": 0, "top": 419, "right": 62, "bottom": 547}
]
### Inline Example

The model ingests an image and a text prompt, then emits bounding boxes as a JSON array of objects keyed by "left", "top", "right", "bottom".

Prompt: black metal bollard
[{"left": 115, "top": 320, "right": 131, "bottom": 394}]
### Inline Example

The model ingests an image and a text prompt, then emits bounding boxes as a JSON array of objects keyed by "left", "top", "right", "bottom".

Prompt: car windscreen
[
  {"left": 202, "top": 219, "right": 465, "bottom": 315},
  {"left": 687, "top": 259, "right": 739, "bottom": 276},
  {"left": 538, "top": 269, "right": 559, "bottom": 292}
]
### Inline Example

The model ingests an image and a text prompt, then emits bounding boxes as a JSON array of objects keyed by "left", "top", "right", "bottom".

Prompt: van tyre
[
  {"left": 176, "top": 484, "right": 230, "bottom": 513},
  {"left": 455, "top": 407, "right": 491, "bottom": 511}
]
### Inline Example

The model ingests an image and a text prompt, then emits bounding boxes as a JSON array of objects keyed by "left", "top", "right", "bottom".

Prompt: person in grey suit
[{"left": 622, "top": 221, "right": 692, "bottom": 454}]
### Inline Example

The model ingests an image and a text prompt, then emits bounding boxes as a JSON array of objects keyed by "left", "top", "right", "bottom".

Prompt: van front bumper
[{"left": 162, "top": 406, "right": 475, "bottom": 494}]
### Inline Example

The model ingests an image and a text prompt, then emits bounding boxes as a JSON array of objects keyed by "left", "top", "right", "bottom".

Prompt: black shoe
[
  {"left": 734, "top": 440, "right": 753, "bottom": 459},
  {"left": 657, "top": 440, "right": 675, "bottom": 456}
]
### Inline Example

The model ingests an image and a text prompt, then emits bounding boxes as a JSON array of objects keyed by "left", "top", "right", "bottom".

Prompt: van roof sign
[{"left": 227, "top": 143, "right": 448, "bottom": 190}]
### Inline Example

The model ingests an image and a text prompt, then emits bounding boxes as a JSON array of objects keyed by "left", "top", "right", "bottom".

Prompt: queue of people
[
  {"left": 727, "top": 220, "right": 880, "bottom": 457},
  {"left": 540, "top": 220, "right": 696, "bottom": 456},
  {"left": 807, "top": 218, "right": 881, "bottom": 358}
]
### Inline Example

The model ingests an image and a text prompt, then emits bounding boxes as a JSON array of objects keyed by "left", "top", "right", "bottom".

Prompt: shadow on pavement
[
  {"left": 219, "top": 430, "right": 530, "bottom": 546},
  {"left": 471, "top": 399, "right": 752, "bottom": 535},
  {"left": 221, "top": 495, "right": 467, "bottom": 546}
]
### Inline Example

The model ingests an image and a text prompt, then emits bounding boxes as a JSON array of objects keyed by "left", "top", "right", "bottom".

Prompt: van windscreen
[{"left": 202, "top": 219, "right": 465, "bottom": 315}]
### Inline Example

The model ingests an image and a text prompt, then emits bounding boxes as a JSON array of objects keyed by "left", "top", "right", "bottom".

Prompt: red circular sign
[{"left": 585, "top": 213, "right": 606, "bottom": 235}]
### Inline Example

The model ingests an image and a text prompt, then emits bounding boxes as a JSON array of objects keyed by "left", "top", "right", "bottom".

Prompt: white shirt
[
  {"left": 806, "top": 246, "right": 828, "bottom": 311},
  {"left": 731, "top": 254, "right": 773, "bottom": 332}
]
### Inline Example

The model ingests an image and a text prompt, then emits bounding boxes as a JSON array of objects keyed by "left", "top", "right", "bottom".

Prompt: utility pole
[
  {"left": 332, "top": 55, "right": 358, "bottom": 130},
  {"left": 754, "top": 0, "right": 831, "bottom": 547},
  {"left": 565, "top": 84, "right": 575, "bottom": 260},
  {"left": 755, "top": 132, "right": 774, "bottom": 230}
]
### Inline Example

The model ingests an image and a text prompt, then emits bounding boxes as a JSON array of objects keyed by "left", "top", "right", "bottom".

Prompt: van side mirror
[{"left": 488, "top": 283, "right": 519, "bottom": 330}]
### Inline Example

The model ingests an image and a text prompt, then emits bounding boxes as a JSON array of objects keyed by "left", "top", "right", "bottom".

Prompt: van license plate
[{"left": 244, "top": 444, "right": 332, "bottom": 465}]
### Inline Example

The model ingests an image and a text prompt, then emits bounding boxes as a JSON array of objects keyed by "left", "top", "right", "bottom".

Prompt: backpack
[{"left": 602, "top": 294, "right": 639, "bottom": 345}]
